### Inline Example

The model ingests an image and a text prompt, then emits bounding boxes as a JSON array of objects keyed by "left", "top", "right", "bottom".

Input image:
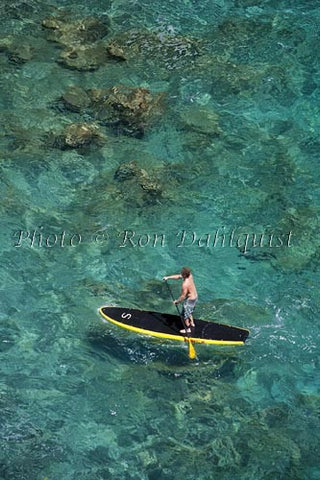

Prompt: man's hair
[{"left": 181, "top": 266, "right": 191, "bottom": 278}]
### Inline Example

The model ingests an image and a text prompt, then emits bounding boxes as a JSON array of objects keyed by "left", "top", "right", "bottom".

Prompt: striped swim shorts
[{"left": 183, "top": 297, "right": 198, "bottom": 320}]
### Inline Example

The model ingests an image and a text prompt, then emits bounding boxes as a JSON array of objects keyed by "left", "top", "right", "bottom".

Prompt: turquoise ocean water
[{"left": 1, "top": 0, "right": 320, "bottom": 478}]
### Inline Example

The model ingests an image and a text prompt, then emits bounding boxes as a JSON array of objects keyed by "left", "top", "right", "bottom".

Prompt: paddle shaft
[{"left": 165, "top": 279, "right": 184, "bottom": 317}]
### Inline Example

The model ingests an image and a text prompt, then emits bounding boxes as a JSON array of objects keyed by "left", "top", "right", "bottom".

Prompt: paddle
[{"left": 164, "top": 280, "right": 196, "bottom": 360}]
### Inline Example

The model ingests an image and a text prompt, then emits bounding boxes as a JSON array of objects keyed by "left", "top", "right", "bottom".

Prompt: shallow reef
[
  {"left": 0, "top": 35, "right": 34, "bottom": 64},
  {"left": 62, "top": 122, "right": 106, "bottom": 149},
  {"left": 114, "top": 160, "right": 163, "bottom": 202},
  {"left": 42, "top": 15, "right": 110, "bottom": 46},
  {"left": 90, "top": 85, "right": 165, "bottom": 137}
]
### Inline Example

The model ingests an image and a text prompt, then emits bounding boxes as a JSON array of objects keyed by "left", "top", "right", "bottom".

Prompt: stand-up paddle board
[{"left": 99, "top": 306, "right": 249, "bottom": 346}]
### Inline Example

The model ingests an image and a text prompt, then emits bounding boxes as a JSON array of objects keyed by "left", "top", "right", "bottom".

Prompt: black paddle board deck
[{"left": 99, "top": 306, "right": 249, "bottom": 346}]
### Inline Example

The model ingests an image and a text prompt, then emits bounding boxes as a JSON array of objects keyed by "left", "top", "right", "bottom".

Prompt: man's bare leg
[{"left": 180, "top": 318, "right": 191, "bottom": 333}]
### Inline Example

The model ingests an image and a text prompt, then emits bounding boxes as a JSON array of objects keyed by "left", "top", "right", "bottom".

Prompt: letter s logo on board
[{"left": 121, "top": 312, "right": 132, "bottom": 320}]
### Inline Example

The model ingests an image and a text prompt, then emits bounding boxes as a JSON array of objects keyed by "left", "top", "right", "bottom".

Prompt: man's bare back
[{"left": 182, "top": 274, "right": 197, "bottom": 301}]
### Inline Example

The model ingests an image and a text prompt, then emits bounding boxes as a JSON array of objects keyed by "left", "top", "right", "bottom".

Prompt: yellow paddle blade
[{"left": 188, "top": 340, "right": 196, "bottom": 359}]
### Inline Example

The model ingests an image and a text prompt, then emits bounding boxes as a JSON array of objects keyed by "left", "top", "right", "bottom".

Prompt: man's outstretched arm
[{"left": 163, "top": 274, "right": 182, "bottom": 281}]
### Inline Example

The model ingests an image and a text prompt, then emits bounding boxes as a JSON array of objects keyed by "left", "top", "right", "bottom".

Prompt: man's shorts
[{"left": 183, "top": 297, "right": 198, "bottom": 320}]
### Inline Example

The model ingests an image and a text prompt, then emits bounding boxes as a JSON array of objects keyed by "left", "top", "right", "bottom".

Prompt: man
[{"left": 163, "top": 267, "right": 198, "bottom": 333}]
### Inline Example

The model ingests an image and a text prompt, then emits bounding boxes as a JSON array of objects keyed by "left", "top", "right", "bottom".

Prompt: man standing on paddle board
[{"left": 163, "top": 267, "right": 198, "bottom": 333}]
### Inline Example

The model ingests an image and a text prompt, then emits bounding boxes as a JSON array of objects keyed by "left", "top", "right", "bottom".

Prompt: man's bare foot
[{"left": 180, "top": 328, "right": 191, "bottom": 334}]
